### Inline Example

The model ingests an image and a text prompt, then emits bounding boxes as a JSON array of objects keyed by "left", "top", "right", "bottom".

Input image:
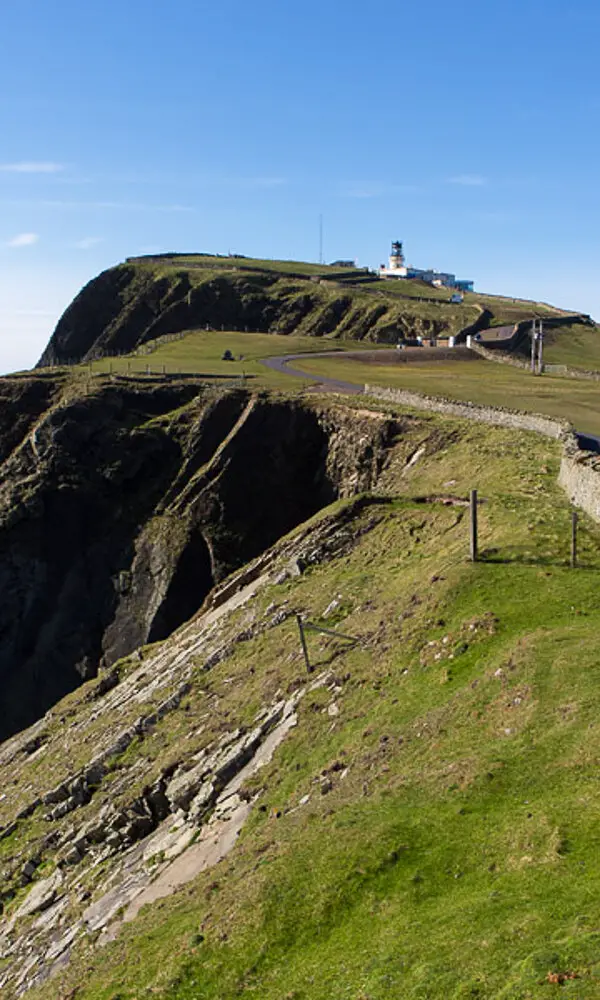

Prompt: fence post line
[
  {"left": 470, "top": 489, "right": 478, "bottom": 562},
  {"left": 296, "top": 614, "right": 312, "bottom": 673},
  {"left": 571, "top": 510, "right": 578, "bottom": 568}
]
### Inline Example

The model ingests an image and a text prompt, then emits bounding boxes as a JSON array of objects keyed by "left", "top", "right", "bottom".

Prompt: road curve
[
  {"left": 260, "top": 352, "right": 364, "bottom": 395},
  {"left": 261, "top": 349, "right": 600, "bottom": 453}
]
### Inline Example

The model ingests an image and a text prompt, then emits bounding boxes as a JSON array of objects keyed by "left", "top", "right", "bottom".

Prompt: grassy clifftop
[
  {"left": 3, "top": 395, "right": 600, "bottom": 998},
  {"left": 37, "top": 253, "right": 577, "bottom": 368}
]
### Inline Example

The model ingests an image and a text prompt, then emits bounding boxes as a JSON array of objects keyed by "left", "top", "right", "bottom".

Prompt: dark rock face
[
  {"left": 36, "top": 263, "right": 471, "bottom": 368},
  {"left": 37, "top": 266, "right": 141, "bottom": 367},
  {"left": 0, "top": 376, "right": 397, "bottom": 741},
  {"left": 36, "top": 266, "right": 288, "bottom": 367}
]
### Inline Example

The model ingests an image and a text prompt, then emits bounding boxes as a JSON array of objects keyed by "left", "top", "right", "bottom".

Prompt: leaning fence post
[
  {"left": 296, "top": 614, "right": 312, "bottom": 673},
  {"left": 470, "top": 489, "right": 478, "bottom": 562},
  {"left": 571, "top": 511, "right": 578, "bottom": 568}
]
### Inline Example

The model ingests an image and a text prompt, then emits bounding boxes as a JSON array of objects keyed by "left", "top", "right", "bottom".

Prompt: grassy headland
[
  {"left": 38, "top": 253, "right": 581, "bottom": 370},
  {"left": 24, "top": 408, "right": 600, "bottom": 1000}
]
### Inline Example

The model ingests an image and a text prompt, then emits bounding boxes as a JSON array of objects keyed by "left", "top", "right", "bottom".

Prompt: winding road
[
  {"left": 260, "top": 351, "right": 364, "bottom": 395},
  {"left": 261, "top": 349, "right": 600, "bottom": 453}
]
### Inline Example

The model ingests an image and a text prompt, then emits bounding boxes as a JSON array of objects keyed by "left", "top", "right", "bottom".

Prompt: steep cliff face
[
  {"left": 37, "top": 261, "right": 482, "bottom": 367},
  {"left": 0, "top": 374, "right": 401, "bottom": 740}
]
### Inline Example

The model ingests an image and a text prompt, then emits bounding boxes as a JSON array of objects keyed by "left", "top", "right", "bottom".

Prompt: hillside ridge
[{"left": 36, "top": 255, "right": 580, "bottom": 368}]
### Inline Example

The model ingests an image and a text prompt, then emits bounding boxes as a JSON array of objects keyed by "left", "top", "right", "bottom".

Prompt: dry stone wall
[
  {"left": 469, "top": 343, "right": 531, "bottom": 370},
  {"left": 364, "top": 383, "right": 600, "bottom": 525},
  {"left": 364, "top": 384, "right": 567, "bottom": 439},
  {"left": 471, "top": 342, "right": 600, "bottom": 382},
  {"left": 559, "top": 432, "right": 600, "bottom": 521}
]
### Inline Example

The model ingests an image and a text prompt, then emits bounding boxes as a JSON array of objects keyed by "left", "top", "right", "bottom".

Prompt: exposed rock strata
[
  {"left": 0, "top": 492, "right": 385, "bottom": 998},
  {"left": 0, "top": 375, "right": 399, "bottom": 739}
]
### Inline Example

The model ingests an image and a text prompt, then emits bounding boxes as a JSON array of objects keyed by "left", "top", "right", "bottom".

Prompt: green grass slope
[
  {"left": 540, "top": 323, "right": 600, "bottom": 370},
  {"left": 38, "top": 253, "right": 580, "bottom": 370},
  {"left": 84, "top": 329, "right": 359, "bottom": 388},
  {"left": 80, "top": 324, "right": 600, "bottom": 436},
  {"left": 24, "top": 405, "right": 600, "bottom": 1000},
  {"left": 292, "top": 353, "right": 600, "bottom": 436}
]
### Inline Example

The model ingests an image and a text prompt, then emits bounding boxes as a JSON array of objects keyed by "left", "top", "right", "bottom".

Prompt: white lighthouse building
[
  {"left": 379, "top": 239, "right": 474, "bottom": 292},
  {"left": 381, "top": 240, "right": 407, "bottom": 277}
]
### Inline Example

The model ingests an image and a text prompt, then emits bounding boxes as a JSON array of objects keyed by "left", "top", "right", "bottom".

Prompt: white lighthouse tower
[{"left": 380, "top": 240, "right": 408, "bottom": 278}]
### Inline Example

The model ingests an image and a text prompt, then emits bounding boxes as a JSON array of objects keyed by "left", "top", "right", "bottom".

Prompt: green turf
[
  {"left": 116, "top": 255, "right": 576, "bottom": 345},
  {"left": 126, "top": 253, "right": 363, "bottom": 279},
  {"left": 463, "top": 291, "right": 567, "bottom": 324},
  {"left": 26, "top": 413, "right": 600, "bottom": 1000},
  {"left": 291, "top": 353, "right": 600, "bottom": 435},
  {"left": 541, "top": 323, "right": 600, "bottom": 371},
  {"left": 86, "top": 330, "right": 372, "bottom": 388}
]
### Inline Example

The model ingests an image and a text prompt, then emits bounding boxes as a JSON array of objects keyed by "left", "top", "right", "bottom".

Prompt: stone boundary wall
[
  {"left": 546, "top": 364, "right": 600, "bottom": 382},
  {"left": 471, "top": 342, "right": 600, "bottom": 382},
  {"left": 558, "top": 432, "right": 600, "bottom": 521},
  {"left": 364, "top": 384, "right": 600, "bottom": 525},
  {"left": 364, "top": 384, "right": 567, "bottom": 439},
  {"left": 469, "top": 343, "right": 530, "bottom": 370}
]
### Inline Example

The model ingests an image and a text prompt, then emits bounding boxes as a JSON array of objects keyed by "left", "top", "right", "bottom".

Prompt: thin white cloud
[
  {"left": 213, "top": 176, "right": 287, "bottom": 189},
  {"left": 0, "top": 161, "right": 64, "bottom": 174},
  {"left": 340, "top": 183, "right": 388, "bottom": 199},
  {"left": 340, "top": 184, "right": 420, "bottom": 199},
  {"left": 73, "top": 236, "right": 103, "bottom": 249},
  {"left": 6, "top": 232, "right": 39, "bottom": 247},
  {"left": 448, "top": 174, "right": 487, "bottom": 187},
  {"left": 1, "top": 199, "right": 194, "bottom": 213}
]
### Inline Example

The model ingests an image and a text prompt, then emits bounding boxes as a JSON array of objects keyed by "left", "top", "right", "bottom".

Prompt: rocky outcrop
[
  {"left": 0, "top": 486, "right": 385, "bottom": 998},
  {"left": 0, "top": 375, "right": 401, "bottom": 740}
]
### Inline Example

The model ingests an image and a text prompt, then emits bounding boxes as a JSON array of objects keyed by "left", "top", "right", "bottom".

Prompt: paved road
[
  {"left": 262, "top": 350, "right": 600, "bottom": 453},
  {"left": 261, "top": 352, "right": 364, "bottom": 395}
]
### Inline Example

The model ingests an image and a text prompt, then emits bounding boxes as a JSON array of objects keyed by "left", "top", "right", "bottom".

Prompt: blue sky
[{"left": 1, "top": 0, "right": 599, "bottom": 372}]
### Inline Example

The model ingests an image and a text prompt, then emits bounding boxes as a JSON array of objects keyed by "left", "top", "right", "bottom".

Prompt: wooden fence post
[
  {"left": 296, "top": 614, "right": 311, "bottom": 673},
  {"left": 571, "top": 511, "right": 578, "bottom": 568},
  {"left": 470, "top": 489, "right": 478, "bottom": 562}
]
